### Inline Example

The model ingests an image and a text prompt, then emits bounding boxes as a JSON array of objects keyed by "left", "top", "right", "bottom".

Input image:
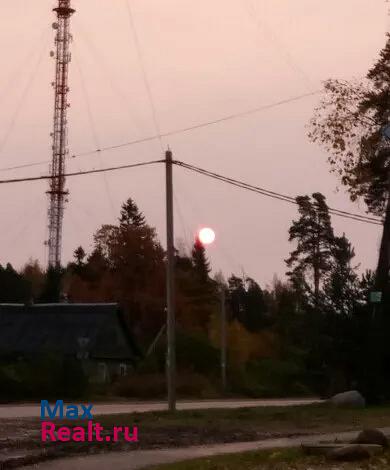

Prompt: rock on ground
[
  {"left": 330, "top": 390, "right": 366, "bottom": 408},
  {"left": 327, "top": 444, "right": 371, "bottom": 462},
  {"left": 353, "top": 429, "right": 389, "bottom": 448}
]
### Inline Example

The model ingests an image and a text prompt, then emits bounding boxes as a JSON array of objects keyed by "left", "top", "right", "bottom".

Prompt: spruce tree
[
  {"left": 191, "top": 237, "right": 211, "bottom": 283},
  {"left": 119, "top": 198, "right": 146, "bottom": 228}
]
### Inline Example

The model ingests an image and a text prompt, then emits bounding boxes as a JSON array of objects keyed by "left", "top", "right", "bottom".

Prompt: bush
[
  {"left": 176, "top": 372, "right": 218, "bottom": 398},
  {"left": 176, "top": 332, "right": 220, "bottom": 376},
  {"left": 136, "top": 330, "right": 220, "bottom": 377},
  {"left": 113, "top": 373, "right": 166, "bottom": 399},
  {"left": 229, "top": 359, "right": 311, "bottom": 398},
  {"left": 113, "top": 371, "right": 218, "bottom": 399},
  {"left": 0, "top": 355, "right": 89, "bottom": 402}
]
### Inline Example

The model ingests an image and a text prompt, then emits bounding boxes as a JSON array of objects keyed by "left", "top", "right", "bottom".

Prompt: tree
[
  {"left": 38, "top": 266, "right": 64, "bottom": 303},
  {"left": 244, "top": 278, "right": 268, "bottom": 331},
  {"left": 286, "top": 193, "right": 334, "bottom": 306},
  {"left": 191, "top": 237, "right": 211, "bottom": 283},
  {"left": 67, "top": 198, "right": 166, "bottom": 342},
  {"left": 73, "top": 247, "right": 86, "bottom": 266},
  {"left": 228, "top": 275, "right": 246, "bottom": 323},
  {"left": 0, "top": 263, "right": 30, "bottom": 302},
  {"left": 309, "top": 34, "right": 390, "bottom": 292},
  {"left": 119, "top": 198, "right": 146, "bottom": 228},
  {"left": 323, "top": 235, "right": 360, "bottom": 315},
  {"left": 227, "top": 275, "right": 268, "bottom": 332},
  {"left": 21, "top": 259, "right": 45, "bottom": 301}
]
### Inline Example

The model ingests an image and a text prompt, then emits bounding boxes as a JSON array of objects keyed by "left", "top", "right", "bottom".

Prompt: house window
[
  {"left": 98, "top": 362, "right": 108, "bottom": 382},
  {"left": 77, "top": 337, "right": 90, "bottom": 360},
  {"left": 119, "top": 363, "right": 127, "bottom": 377}
]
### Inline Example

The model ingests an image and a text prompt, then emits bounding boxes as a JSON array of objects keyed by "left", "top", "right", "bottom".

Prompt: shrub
[
  {"left": 176, "top": 332, "right": 220, "bottom": 376},
  {"left": 113, "top": 373, "right": 166, "bottom": 399},
  {"left": 113, "top": 371, "right": 218, "bottom": 399},
  {"left": 176, "top": 372, "right": 218, "bottom": 398},
  {"left": 229, "top": 359, "right": 311, "bottom": 398},
  {"left": 0, "top": 355, "right": 89, "bottom": 402}
]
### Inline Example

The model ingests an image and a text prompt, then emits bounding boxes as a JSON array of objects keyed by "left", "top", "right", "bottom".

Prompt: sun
[{"left": 198, "top": 227, "right": 216, "bottom": 245}]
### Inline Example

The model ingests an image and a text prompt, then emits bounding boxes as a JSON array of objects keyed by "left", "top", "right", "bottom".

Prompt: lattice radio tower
[{"left": 47, "top": 0, "right": 75, "bottom": 267}]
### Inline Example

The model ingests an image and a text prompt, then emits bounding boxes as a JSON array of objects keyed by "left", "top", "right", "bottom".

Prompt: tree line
[{"left": 0, "top": 192, "right": 383, "bottom": 401}]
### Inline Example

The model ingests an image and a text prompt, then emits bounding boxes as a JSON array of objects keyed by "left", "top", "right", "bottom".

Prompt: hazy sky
[{"left": 0, "top": 0, "right": 388, "bottom": 286}]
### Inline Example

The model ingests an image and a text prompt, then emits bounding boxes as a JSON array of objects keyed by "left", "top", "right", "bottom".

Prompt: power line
[
  {"left": 72, "top": 90, "right": 321, "bottom": 159},
  {"left": 0, "top": 160, "right": 163, "bottom": 185},
  {"left": 0, "top": 156, "right": 383, "bottom": 226},
  {"left": 0, "top": 30, "right": 50, "bottom": 155},
  {"left": 173, "top": 160, "right": 383, "bottom": 226},
  {"left": 0, "top": 89, "right": 321, "bottom": 173},
  {"left": 243, "top": 0, "right": 314, "bottom": 91},
  {"left": 73, "top": 42, "right": 117, "bottom": 215},
  {"left": 124, "top": 0, "right": 164, "bottom": 151}
]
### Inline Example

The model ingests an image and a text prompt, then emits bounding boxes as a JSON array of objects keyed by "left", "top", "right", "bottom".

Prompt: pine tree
[
  {"left": 323, "top": 234, "right": 359, "bottom": 315},
  {"left": 286, "top": 193, "right": 334, "bottom": 306},
  {"left": 73, "top": 246, "right": 86, "bottom": 266},
  {"left": 309, "top": 34, "right": 390, "bottom": 292}
]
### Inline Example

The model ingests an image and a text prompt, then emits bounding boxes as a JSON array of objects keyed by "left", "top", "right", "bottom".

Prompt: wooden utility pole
[{"left": 165, "top": 149, "right": 176, "bottom": 412}]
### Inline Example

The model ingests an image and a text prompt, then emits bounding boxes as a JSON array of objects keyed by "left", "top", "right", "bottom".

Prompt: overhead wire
[
  {"left": 0, "top": 157, "right": 383, "bottom": 227},
  {"left": 0, "top": 89, "right": 322, "bottom": 174},
  {"left": 0, "top": 29, "right": 51, "bottom": 155},
  {"left": 243, "top": 0, "right": 314, "bottom": 91},
  {"left": 172, "top": 160, "right": 384, "bottom": 226},
  {"left": 73, "top": 43, "right": 117, "bottom": 215},
  {"left": 71, "top": 90, "right": 321, "bottom": 157},
  {"left": 0, "top": 160, "right": 164, "bottom": 185},
  {"left": 124, "top": 0, "right": 164, "bottom": 152},
  {"left": 73, "top": 18, "right": 143, "bottom": 135},
  {"left": 0, "top": 26, "right": 50, "bottom": 108}
]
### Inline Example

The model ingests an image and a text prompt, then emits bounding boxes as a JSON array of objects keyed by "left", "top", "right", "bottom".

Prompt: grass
[
  {"left": 145, "top": 448, "right": 390, "bottom": 470},
  {"left": 2, "top": 404, "right": 390, "bottom": 466},
  {"left": 96, "top": 403, "right": 390, "bottom": 435}
]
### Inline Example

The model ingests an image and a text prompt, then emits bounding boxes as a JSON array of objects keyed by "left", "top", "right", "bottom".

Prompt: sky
[{"left": 0, "top": 0, "right": 388, "bottom": 286}]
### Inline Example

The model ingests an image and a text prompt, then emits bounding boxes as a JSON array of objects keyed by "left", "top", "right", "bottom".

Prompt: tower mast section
[{"left": 47, "top": 0, "right": 75, "bottom": 267}]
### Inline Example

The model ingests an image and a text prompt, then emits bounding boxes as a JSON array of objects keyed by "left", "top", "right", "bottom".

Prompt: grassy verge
[
  {"left": 1, "top": 404, "right": 390, "bottom": 466},
  {"left": 145, "top": 448, "right": 390, "bottom": 470},
  {"left": 96, "top": 403, "right": 390, "bottom": 434}
]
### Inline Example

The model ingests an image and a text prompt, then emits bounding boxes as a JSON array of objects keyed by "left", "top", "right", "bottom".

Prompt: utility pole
[
  {"left": 47, "top": 0, "right": 75, "bottom": 268},
  {"left": 220, "top": 287, "right": 227, "bottom": 393},
  {"left": 165, "top": 149, "right": 176, "bottom": 412}
]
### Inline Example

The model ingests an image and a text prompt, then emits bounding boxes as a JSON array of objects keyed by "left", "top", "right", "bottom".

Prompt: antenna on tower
[{"left": 47, "top": 0, "right": 75, "bottom": 268}]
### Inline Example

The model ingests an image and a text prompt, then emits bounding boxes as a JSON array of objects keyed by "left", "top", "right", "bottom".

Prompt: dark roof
[{"left": 0, "top": 303, "right": 139, "bottom": 361}]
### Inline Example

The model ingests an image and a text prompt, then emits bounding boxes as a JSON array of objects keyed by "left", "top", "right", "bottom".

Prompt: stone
[
  {"left": 353, "top": 429, "right": 389, "bottom": 448},
  {"left": 327, "top": 444, "right": 371, "bottom": 462},
  {"left": 329, "top": 390, "right": 366, "bottom": 408},
  {"left": 303, "top": 443, "right": 382, "bottom": 457},
  {"left": 302, "top": 444, "right": 347, "bottom": 456}
]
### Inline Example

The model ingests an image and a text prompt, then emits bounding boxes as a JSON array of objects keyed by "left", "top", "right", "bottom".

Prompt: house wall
[{"left": 83, "top": 360, "right": 132, "bottom": 384}]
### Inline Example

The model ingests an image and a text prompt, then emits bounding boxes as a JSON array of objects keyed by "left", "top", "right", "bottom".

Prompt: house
[{"left": 0, "top": 303, "right": 141, "bottom": 383}]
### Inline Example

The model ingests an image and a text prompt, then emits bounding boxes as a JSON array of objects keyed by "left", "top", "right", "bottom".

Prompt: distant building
[{"left": 0, "top": 303, "right": 141, "bottom": 383}]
